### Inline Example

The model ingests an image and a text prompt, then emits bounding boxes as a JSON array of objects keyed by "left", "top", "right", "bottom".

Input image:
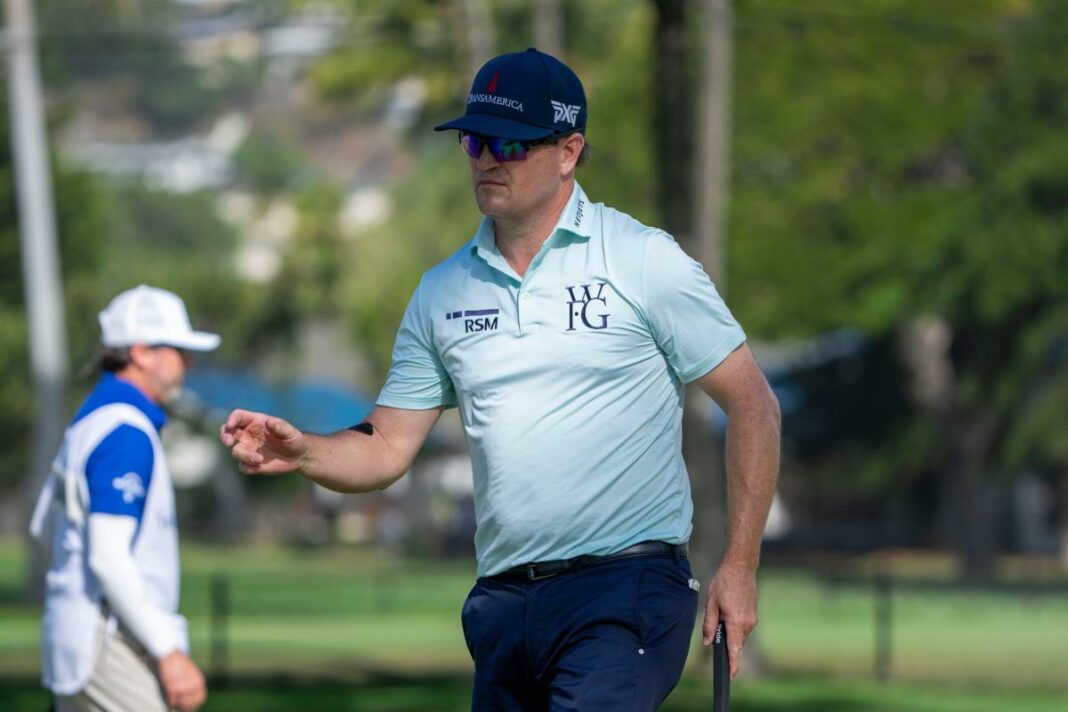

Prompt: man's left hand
[{"left": 702, "top": 562, "right": 758, "bottom": 678}]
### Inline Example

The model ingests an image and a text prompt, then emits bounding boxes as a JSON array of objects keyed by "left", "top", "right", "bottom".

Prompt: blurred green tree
[
  {"left": 1, "top": 154, "right": 281, "bottom": 494},
  {"left": 947, "top": 0, "right": 1068, "bottom": 572},
  {"left": 38, "top": 0, "right": 226, "bottom": 136},
  {"left": 323, "top": 0, "right": 1068, "bottom": 577},
  {"left": 233, "top": 131, "right": 310, "bottom": 195},
  {"left": 726, "top": 0, "right": 1068, "bottom": 577},
  {"left": 330, "top": 0, "right": 656, "bottom": 373},
  {"left": 0, "top": 96, "right": 113, "bottom": 489},
  {"left": 725, "top": 0, "right": 1014, "bottom": 577},
  {"left": 280, "top": 181, "right": 348, "bottom": 318},
  {"left": 343, "top": 144, "right": 480, "bottom": 374},
  {"left": 78, "top": 0, "right": 1052, "bottom": 572},
  {"left": 309, "top": 0, "right": 463, "bottom": 116}
]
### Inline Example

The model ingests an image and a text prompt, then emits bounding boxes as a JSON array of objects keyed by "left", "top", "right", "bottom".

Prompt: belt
[{"left": 499, "top": 540, "right": 688, "bottom": 581}]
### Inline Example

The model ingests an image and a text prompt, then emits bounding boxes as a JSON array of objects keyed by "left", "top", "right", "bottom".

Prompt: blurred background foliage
[
  {"left": 0, "top": 0, "right": 1066, "bottom": 575},
  {"left": 3, "top": 0, "right": 1068, "bottom": 707}
]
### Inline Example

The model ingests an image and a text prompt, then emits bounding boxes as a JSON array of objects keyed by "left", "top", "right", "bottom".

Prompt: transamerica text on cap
[{"left": 468, "top": 93, "right": 524, "bottom": 111}]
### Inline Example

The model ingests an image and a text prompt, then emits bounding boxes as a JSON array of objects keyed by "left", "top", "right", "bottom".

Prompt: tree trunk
[
  {"left": 652, "top": 0, "right": 695, "bottom": 247},
  {"left": 898, "top": 317, "right": 1000, "bottom": 581},
  {"left": 652, "top": 0, "right": 722, "bottom": 569},
  {"left": 653, "top": 0, "right": 757, "bottom": 673},
  {"left": 686, "top": 0, "right": 734, "bottom": 598},
  {"left": 532, "top": 0, "right": 564, "bottom": 59},
  {"left": 947, "top": 414, "right": 999, "bottom": 581},
  {"left": 683, "top": 389, "right": 727, "bottom": 585},
  {"left": 1060, "top": 465, "right": 1068, "bottom": 571},
  {"left": 458, "top": 0, "right": 496, "bottom": 81},
  {"left": 7, "top": 0, "right": 71, "bottom": 602},
  {"left": 695, "top": 0, "right": 732, "bottom": 290},
  {"left": 691, "top": 0, "right": 773, "bottom": 676}
]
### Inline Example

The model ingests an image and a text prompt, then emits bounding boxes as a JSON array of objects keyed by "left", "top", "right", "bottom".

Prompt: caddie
[
  {"left": 221, "top": 48, "right": 781, "bottom": 710},
  {"left": 31, "top": 285, "right": 217, "bottom": 712}
]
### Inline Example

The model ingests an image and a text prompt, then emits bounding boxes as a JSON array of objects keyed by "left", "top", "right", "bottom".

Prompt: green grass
[
  {"left": 757, "top": 572, "right": 1068, "bottom": 688},
  {"left": 2, "top": 672, "right": 1065, "bottom": 711},
  {"left": 3, "top": 540, "right": 1067, "bottom": 710}
]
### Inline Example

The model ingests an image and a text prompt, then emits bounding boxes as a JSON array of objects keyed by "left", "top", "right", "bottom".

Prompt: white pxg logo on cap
[{"left": 435, "top": 48, "right": 587, "bottom": 140}]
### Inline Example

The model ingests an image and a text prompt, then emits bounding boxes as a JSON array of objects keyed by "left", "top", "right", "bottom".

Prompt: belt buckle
[{"left": 527, "top": 564, "right": 557, "bottom": 581}]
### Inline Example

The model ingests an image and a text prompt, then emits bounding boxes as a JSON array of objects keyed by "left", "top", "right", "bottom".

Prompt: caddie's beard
[{"left": 158, "top": 383, "right": 184, "bottom": 406}]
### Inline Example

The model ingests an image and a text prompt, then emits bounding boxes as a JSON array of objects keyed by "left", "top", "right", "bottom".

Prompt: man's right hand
[
  {"left": 219, "top": 409, "right": 307, "bottom": 475},
  {"left": 158, "top": 650, "right": 206, "bottom": 712}
]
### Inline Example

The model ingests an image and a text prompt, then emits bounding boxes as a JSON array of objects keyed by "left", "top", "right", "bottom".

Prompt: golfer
[
  {"left": 31, "top": 285, "right": 217, "bottom": 712},
  {"left": 221, "top": 48, "right": 780, "bottom": 710}
]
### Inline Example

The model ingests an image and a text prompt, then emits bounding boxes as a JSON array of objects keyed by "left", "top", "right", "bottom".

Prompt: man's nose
[{"left": 475, "top": 144, "right": 499, "bottom": 169}]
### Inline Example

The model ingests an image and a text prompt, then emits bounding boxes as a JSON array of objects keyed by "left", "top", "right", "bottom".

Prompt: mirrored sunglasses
[{"left": 458, "top": 131, "right": 560, "bottom": 162}]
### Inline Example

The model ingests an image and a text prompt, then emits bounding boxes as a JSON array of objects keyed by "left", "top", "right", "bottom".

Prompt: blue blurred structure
[{"left": 183, "top": 368, "right": 374, "bottom": 434}]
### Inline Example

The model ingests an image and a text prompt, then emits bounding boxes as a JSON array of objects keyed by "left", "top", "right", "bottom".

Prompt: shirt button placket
[{"left": 517, "top": 290, "right": 533, "bottom": 334}]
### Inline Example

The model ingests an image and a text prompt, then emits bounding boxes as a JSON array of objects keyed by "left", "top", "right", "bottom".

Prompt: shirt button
[{"left": 522, "top": 293, "right": 532, "bottom": 301}]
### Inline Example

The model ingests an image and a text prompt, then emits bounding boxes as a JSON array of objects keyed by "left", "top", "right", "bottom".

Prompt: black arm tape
[{"left": 348, "top": 421, "right": 375, "bottom": 436}]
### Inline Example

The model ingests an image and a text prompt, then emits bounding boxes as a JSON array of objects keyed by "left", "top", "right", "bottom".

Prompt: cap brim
[
  {"left": 166, "top": 331, "right": 221, "bottom": 352},
  {"left": 433, "top": 113, "right": 556, "bottom": 140}
]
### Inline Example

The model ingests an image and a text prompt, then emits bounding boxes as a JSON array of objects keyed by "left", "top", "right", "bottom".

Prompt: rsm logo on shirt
[
  {"left": 565, "top": 283, "right": 610, "bottom": 331},
  {"left": 446, "top": 308, "right": 500, "bottom": 333}
]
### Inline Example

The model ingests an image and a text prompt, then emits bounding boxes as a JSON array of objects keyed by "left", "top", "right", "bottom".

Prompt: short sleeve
[
  {"left": 85, "top": 425, "right": 155, "bottom": 520},
  {"left": 642, "top": 233, "right": 746, "bottom": 382},
  {"left": 377, "top": 277, "right": 458, "bottom": 409}
]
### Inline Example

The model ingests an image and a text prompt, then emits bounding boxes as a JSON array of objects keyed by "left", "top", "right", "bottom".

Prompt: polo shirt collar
[
  {"left": 472, "top": 218, "right": 517, "bottom": 281},
  {"left": 555, "top": 181, "right": 593, "bottom": 240},
  {"left": 472, "top": 214, "right": 498, "bottom": 259},
  {"left": 471, "top": 181, "right": 593, "bottom": 276}
]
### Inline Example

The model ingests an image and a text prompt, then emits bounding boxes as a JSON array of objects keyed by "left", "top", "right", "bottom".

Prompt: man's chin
[{"left": 475, "top": 194, "right": 508, "bottom": 218}]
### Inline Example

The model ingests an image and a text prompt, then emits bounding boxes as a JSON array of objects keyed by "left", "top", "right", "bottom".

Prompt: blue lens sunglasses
[{"left": 459, "top": 131, "right": 564, "bottom": 162}]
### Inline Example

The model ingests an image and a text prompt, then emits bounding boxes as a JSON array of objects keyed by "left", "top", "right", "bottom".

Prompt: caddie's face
[
  {"left": 138, "top": 345, "right": 192, "bottom": 404},
  {"left": 467, "top": 133, "right": 584, "bottom": 221}
]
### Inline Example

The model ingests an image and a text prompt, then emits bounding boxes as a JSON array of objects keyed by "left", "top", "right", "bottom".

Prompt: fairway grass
[
  {"left": 1, "top": 672, "right": 1064, "bottom": 711},
  {"left": 2, "top": 539, "right": 1066, "bottom": 710},
  {"left": 757, "top": 571, "right": 1068, "bottom": 688}
]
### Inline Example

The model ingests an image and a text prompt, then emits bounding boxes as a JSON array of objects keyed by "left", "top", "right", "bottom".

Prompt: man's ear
[
  {"left": 127, "top": 344, "right": 153, "bottom": 369},
  {"left": 559, "top": 132, "right": 585, "bottom": 175}
]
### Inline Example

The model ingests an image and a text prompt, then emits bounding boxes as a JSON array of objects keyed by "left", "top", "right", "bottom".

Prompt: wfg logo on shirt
[{"left": 565, "top": 283, "right": 610, "bottom": 331}]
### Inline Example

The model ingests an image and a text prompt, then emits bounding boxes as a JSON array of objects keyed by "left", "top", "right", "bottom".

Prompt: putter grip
[{"left": 712, "top": 622, "right": 730, "bottom": 712}]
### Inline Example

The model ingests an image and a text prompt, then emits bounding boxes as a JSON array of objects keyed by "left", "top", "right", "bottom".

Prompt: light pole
[{"left": 5, "top": 0, "right": 69, "bottom": 598}]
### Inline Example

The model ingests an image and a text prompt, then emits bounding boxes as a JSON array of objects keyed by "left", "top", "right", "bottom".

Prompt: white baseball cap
[{"left": 98, "top": 285, "right": 221, "bottom": 351}]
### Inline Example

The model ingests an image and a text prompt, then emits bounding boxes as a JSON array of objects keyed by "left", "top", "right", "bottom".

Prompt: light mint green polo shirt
[{"left": 378, "top": 182, "right": 746, "bottom": 576}]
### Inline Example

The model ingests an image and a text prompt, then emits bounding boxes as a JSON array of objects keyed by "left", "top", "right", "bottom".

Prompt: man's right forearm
[
  {"left": 295, "top": 406, "right": 443, "bottom": 493},
  {"left": 297, "top": 430, "right": 408, "bottom": 492}
]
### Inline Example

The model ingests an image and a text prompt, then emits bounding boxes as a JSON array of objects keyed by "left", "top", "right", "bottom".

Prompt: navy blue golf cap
[{"left": 434, "top": 48, "right": 587, "bottom": 140}]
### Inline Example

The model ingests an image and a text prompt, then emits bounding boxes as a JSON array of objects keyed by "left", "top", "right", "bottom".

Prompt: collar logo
[
  {"left": 112, "top": 472, "right": 146, "bottom": 504},
  {"left": 565, "top": 283, "right": 610, "bottom": 331},
  {"left": 551, "top": 100, "right": 581, "bottom": 126}
]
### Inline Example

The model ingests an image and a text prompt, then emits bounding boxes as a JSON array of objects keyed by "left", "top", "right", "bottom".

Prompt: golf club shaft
[{"left": 712, "top": 622, "right": 730, "bottom": 712}]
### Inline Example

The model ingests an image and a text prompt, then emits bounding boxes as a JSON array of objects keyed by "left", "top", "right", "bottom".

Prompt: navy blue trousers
[{"left": 461, "top": 552, "right": 699, "bottom": 711}]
